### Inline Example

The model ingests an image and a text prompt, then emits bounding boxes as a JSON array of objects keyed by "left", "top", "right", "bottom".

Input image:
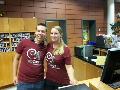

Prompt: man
[{"left": 13, "top": 23, "right": 47, "bottom": 90}]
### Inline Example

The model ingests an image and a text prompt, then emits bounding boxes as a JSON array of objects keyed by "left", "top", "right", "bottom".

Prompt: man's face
[{"left": 35, "top": 25, "right": 46, "bottom": 42}]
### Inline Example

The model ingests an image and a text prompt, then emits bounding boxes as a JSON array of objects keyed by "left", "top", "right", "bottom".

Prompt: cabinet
[
  {"left": 0, "top": 18, "right": 9, "bottom": 33},
  {"left": 86, "top": 63, "right": 102, "bottom": 79},
  {"left": 8, "top": 18, "right": 37, "bottom": 33},
  {"left": 73, "top": 57, "right": 86, "bottom": 81},
  {"left": 0, "top": 18, "right": 37, "bottom": 87},
  {"left": 73, "top": 57, "right": 102, "bottom": 81},
  {"left": 0, "top": 33, "right": 11, "bottom": 52},
  {"left": 10, "top": 32, "right": 33, "bottom": 51},
  {"left": 23, "top": 18, "right": 37, "bottom": 32},
  {"left": 94, "top": 48, "right": 107, "bottom": 56},
  {"left": 9, "top": 18, "right": 24, "bottom": 33},
  {"left": 0, "top": 18, "right": 37, "bottom": 52},
  {"left": 0, "top": 52, "right": 15, "bottom": 87}
]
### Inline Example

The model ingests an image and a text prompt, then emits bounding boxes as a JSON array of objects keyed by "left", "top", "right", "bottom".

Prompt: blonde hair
[{"left": 52, "top": 26, "right": 66, "bottom": 55}]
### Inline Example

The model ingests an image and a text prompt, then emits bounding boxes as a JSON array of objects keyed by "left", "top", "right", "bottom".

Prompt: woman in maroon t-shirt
[{"left": 45, "top": 26, "right": 77, "bottom": 90}]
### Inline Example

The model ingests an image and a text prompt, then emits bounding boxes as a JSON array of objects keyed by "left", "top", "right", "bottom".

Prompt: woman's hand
[{"left": 70, "top": 78, "right": 78, "bottom": 85}]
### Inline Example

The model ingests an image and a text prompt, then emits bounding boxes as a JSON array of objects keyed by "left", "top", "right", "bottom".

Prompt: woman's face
[{"left": 50, "top": 28, "right": 61, "bottom": 43}]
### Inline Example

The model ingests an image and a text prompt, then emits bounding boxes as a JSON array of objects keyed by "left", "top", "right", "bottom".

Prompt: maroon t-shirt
[
  {"left": 16, "top": 39, "right": 46, "bottom": 83},
  {"left": 45, "top": 43, "right": 71, "bottom": 85}
]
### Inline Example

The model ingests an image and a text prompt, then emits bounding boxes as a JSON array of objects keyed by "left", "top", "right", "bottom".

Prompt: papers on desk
[
  {"left": 91, "top": 56, "right": 106, "bottom": 65},
  {"left": 91, "top": 59, "right": 97, "bottom": 62},
  {"left": 109, "top": 48, "right": 120, "bottom": 51},
  {"left": 96, "top": 56, "right": 106, "bottom": 65}
]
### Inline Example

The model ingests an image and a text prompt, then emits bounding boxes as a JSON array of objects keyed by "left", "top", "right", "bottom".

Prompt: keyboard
[
  {"left": 109, "top": 81, "right": 120, "bottom": 89},
  {"left": 57, "top": 84, "right": 91, "bottom": 90}
]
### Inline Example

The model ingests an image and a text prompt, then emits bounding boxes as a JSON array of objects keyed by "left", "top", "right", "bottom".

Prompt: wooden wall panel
[
  {"left": 6, "top": 5, "right": 21, "bottom": 12},
  {"left": 21, "top": 6, "right": 34, "bottom": 12},
  {"left": 21, "top": 12, "right": 34, "bottom": 18},
  {"left": 34, "top": 2, "right": 46, "bottom": 8},
  {"left": 23, "top": 18, "right": 37, "bottom": 32},
  {"left": 3, "top": 0, "right": 108, "bottom": 36},
  {"left": 2, "top": 0, "right": 118, "bottom": 57},
  {"left": 0, "top": 18, "right": 9, "bottom": 33},
  {"left": 6, "top": 12, "right": 21, "bottom": 18},
  {"left": 9, "top": 18, "right": 24, "bottom": 33}
]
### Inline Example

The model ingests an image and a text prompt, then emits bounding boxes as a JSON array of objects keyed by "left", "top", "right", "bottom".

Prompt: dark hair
[{"left": 38, "top": 23, "right": 46, "bottom": 27}]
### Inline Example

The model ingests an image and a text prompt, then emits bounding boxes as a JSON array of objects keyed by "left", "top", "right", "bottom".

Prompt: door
[
  {"left": 82, "top": 20, "right": 96, "bottom": 45},
  {"left": 45, "top": 20, "right": 67, "bottom": 44},
  {"left": 46, "top": 21, "right": 59, "bottom": 43}
]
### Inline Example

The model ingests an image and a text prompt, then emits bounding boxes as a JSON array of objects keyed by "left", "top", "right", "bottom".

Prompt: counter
[
  {"left": 78, "top": 77, "right": 120, "bottom": 90},
  {"left": 73, "top": 57, "right": 102, "bottom": 81}
]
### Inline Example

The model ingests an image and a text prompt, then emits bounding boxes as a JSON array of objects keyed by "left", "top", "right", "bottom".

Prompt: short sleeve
[
  {"left": 16, "top": 40, "right": 25, "bottom": 54},
  {"left": 64, "top": 46, "right": 71, "bottom": 65}
]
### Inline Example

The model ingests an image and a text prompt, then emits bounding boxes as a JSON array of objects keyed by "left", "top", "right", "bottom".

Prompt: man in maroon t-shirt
[{"left": 13, "top": 23, "right": 47, "bottom": 90}]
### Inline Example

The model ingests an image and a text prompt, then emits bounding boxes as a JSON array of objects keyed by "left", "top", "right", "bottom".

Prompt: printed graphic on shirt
[
  {"left": 27, "top": 48, "right": 41, "bottom": 65},
  {"left": 45, "top": 52, "right": 60, "bottom": 69}
]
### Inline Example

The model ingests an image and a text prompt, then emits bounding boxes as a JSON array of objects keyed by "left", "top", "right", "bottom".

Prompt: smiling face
[
  {"left": 50, "top": 27, "right": 62, "bottom": 43},
  {"left": 35, "top": 25, "right": 46, "bottom": 43}
]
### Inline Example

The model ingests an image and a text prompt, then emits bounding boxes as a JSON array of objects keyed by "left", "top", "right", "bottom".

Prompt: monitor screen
[
  {"left": 96, "top": 36, "right": 105, "bottom": 48},
  {"left": 101, "top": 48, "right": 120, "bottom": 84},
  {"left": 74, "top": 45, "right": 93, "bottom": 58},
  {"left": 83, "top": 45, "right": 94, "bottom": 58}
]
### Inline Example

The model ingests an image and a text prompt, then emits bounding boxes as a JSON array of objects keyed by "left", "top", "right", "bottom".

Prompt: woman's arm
[{"left": 65, "top": 64, "right": 78, "bottom": 85}]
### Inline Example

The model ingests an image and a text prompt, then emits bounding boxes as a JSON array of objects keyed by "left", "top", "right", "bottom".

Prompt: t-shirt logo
[
  {"left": 27, "top": 48, "right": 41, "bottom": 65},
  {"left": 45, "top": 52, "right": 60, "bottom": 69}
]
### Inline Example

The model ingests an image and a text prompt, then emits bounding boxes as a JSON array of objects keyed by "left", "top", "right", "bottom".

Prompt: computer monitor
[
  {"left": 96, "top": 36, "right": 105, "bottom": 48},
  {"left": 101, "top": 48, "right": 120, "bottom": 86},
  {"left": 82, "top": 45, "right": 94, "bottom": 58},
  {"left": 74, "top": 45, "right": 93, "bottom": 58}
]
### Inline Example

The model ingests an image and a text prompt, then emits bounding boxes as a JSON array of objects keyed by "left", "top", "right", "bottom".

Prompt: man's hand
[{"left": 13, "top": 76, "right": 18, "bottom": 85}]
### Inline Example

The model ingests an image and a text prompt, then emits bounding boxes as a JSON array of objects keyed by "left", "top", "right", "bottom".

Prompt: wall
[
  {"left": 115, "top": 2, "right": 120, "bottom": 18},
  {"left": 115, "top": 2, "right": 120, "bottom": 12},
  {"left": 1, "top": 0, "right": 107, "bottom": 56}
]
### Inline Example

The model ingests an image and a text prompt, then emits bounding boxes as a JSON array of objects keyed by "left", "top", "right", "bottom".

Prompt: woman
[{"left": 45, "top": 26, "right": 77, "bottom": 90}]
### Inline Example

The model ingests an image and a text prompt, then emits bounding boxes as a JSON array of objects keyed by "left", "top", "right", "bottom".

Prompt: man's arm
[{"left": 13, "top": 52, "right": 21, "bottom": 85}]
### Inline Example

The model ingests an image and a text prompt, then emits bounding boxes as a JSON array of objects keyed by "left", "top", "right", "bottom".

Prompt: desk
[
  {"left": 99, "top": 49, "right": 107, "bottom": 56},
  {"left": 94, "top": 48, "right": 107, "bottom": 56},
  {"left": 73, "top": 57, "right": 102, "bottom": 81},
  {"left": 78, "top": 77, "right": 120, "bottom": 90}
]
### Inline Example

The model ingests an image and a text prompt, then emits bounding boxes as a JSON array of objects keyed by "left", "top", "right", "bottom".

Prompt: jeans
[
  {"left": 17, "top": 80, "right": 44, "bottom": 90},
  {"left": 45, "top": 79, "right": 68, "bottom": 90}
]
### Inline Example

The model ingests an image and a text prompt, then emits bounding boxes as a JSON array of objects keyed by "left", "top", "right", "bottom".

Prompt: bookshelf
[
  {"left": 0, "top": 17, "right": 37, "bottom": 87},
  {"left": 0, "top": 18, "right": 36, "bottom": 52}
]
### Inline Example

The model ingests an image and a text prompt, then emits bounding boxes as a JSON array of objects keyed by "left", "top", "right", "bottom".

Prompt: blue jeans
[
  {"left": 45, "top": 79, "right": 68, "bottom": 90},
  {"left": 17, "top": 80, "right": 44, "bottom": 90}
]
